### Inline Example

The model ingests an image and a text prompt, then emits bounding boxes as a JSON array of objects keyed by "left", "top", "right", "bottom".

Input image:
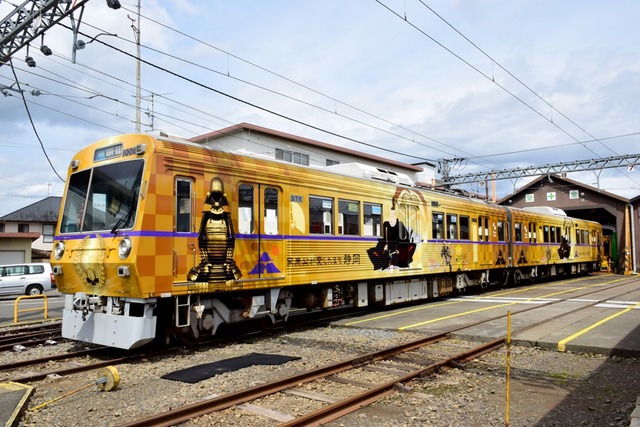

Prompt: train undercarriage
[{"left": 61, "top": 260, "right": 598, "bottom": 350}]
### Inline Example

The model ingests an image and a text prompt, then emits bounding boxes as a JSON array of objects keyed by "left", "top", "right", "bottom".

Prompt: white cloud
[{"left": 1, "top": 0, "right": 640, "bottom": 215}]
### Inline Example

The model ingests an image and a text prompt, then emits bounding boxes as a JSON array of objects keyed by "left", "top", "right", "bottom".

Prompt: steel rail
[
  {"left": 118, "top": 274, "right": 637, "bottom": 427},
  {"left": 279, "top": 338, "right": 505, "bottom": 426},
  {"left": 116, "top": 332, "right": 451, "bottom": 427}
]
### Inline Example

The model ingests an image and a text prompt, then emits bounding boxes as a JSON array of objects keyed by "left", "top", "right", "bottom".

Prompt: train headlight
[
  {"left": 54, "top": 241, "right": 65, "bottom": 260},
  {"left": 118, "top": 237, "right": 132, "bottom": 260}
]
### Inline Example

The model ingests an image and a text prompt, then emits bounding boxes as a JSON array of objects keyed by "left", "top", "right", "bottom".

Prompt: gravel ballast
[{"left": 5, "top": 326, "right": 639, "bottom": 427}]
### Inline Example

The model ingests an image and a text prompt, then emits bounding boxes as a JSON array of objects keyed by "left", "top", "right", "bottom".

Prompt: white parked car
[{"left": 0, "top": 263, "right": 56, "bottom": 296}]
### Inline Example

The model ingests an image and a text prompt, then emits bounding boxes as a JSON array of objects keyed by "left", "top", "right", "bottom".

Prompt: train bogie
[{"left": 51, "top": 134, "right": 602, "bottom": 349}]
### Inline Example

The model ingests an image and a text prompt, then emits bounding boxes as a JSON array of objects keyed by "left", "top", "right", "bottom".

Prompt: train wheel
[
  {"left": 174, "top": 327, "right": 200, "bottom": 346},
  {"left": 512, "top": 271, "right": 521, "bottom": 286}
]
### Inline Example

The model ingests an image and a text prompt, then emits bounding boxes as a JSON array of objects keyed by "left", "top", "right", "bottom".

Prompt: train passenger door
[
  {"left": 174, "top": 177, "right": 196, "bottom": 279},
  {"left": 238, "top": 183, "right": 285, "bottom": 280},
  {"left": 396, "top": 201, "right": 420, "bottom": 269},
  {"left": 477, "top": 215, "right": 491, "bottom": 266}
]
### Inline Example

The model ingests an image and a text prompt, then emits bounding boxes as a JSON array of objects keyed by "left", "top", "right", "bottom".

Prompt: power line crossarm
[{"left": 442, "top": 154, "right": 640, "bottom": 185}]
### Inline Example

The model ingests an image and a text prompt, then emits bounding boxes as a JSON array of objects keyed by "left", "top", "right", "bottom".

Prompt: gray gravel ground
[{"left": 7, "top": 326, "right": 639, "bottom": 427}]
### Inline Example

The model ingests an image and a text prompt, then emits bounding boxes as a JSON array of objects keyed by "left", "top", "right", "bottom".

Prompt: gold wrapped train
[{"left": 51, "top": 133, "right": 602, "bottom": 349}]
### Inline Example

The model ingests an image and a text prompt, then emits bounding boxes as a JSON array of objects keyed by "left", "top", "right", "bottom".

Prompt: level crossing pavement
[{"left": 332, "top": 273, "right": 640, "bottom": 357}]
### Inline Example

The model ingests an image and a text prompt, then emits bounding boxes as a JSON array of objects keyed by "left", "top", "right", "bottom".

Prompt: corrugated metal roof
[{"left": 0, "top": 196, "right": 62, "bottom": 222}]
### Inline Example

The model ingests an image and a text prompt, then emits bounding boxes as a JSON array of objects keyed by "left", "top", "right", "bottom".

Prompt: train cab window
[
  {"left": 459, "top": 216, "right": 470, "bottom": 240},
  {"left": 514, "top": 222, "right": 523, "bottom": 242},
  {"left": 238, "top": 184, "right": 254, "bottom": 234},
  {"left": 497, "top": 221, "right": 506, "bottom": 241},
  {"left": 338, "top": 199, "right": 360, "bottom": 235},
  {"left": 310, "top": 196, "right": 333, "bottom": 234},
  {"left": 264, "top": 187, "right": 279, "bottom": 234},
  {"left": 175, "top": 178, "right": 193, "bottom": 232},
  {"left": 60, "top": 160, "right": 144, "bottom": 233},
  {"left": 363, "top": 203, "right": 382, "bottom": 237},
  {"left": 432, "top": 212, "right": 444, "bottom": 239},
  {"left": 446, "top": 214, "right": 458, "bottom": 240}
]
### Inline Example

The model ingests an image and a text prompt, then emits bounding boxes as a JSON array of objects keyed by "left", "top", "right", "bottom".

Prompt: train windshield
[{"left": 60, "top": 159, "right": 144, "bottom": 233}]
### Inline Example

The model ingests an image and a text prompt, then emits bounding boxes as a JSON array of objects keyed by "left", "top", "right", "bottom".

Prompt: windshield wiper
[{"left": 111, "top": 191, "right": 137, "bottom": 235}]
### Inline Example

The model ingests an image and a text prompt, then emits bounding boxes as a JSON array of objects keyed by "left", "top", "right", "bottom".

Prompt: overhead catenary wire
[
  {"left": 1, "top": 2, "right": 637, "bottom": 193},
  {"left": 8, "top": 60, "right": 65, "bottom": 182},
  {"left": 376, "top": 0, "right": 639, "bottom": 187}
]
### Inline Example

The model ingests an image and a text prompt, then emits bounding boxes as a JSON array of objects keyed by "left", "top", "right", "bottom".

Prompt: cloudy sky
[{"left": 1, "top": 0, "right": 639, "bottom": 216}]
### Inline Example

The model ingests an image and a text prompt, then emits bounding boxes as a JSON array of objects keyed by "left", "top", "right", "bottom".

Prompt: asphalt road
[{"left": 0, "top": 290, "right": 64, "bottom": 325}]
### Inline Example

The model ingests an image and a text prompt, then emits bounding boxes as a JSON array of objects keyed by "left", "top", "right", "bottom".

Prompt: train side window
[
  {"left": 514, "top": 222, "right": 523, "bottom": 242},
  {"left": 543, "top": 225, "right": 550, "bottom": 243},
  {"left": 338, "top": 199, "right": 360, "bottom": 235},
  {"left": 446, "top": 214, "right": 458, "bottom": 240},
  {"left": 175, "top": 178, "right": 193, "bottom": 233},
  {"left": 363, "top": 203, "right": 382, "bottom": 237},
  {"left": 310, "top": 196, "right": 333, "bottom": 234},
  {"left": 264, "top": 187, "right": 279, "bottom": 234},
  {"left": 238, "top": 184, "right": 254, "bottom": 234},
  {"left": 528, "top": 222, "right": 537, "bottom": 243},
  {"left": 432, "top": 212, "right": 444, "bottom": 239},
  {"left": 497, "top": 221, "right": 505, "bottom": 241},
  {"left": 459, "top": 216, "right": 470, "bottom": 240}
]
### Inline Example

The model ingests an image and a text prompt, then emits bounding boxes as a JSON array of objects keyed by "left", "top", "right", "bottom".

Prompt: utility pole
[{"left": 129, "top": 0, "right": 142, "bottom": 133}]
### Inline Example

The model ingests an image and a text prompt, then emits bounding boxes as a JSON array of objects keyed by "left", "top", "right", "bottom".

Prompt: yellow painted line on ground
[
  {"left": 557, "top": 301, "right": 640, "bottom": 352},
  {"left": 399, "top": 277, "right": 627, "bottom": 331},
  {"left": 345, "top": 275, "right": 622, "bottom": 328},
  {"left": 344, "top": 276, "right": 595, "bottom": 327}
]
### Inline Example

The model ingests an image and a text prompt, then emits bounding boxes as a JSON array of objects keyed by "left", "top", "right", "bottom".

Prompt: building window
[
  {"left": 276, "top": 148, "right": 309, "bottom": 166},
  {"left": 0, "top": 224, "right": 4, "bottom": 232},
  {"left": 18, "top": 223, "right": 29, "bottom": 233},
  {"left": 42, "top": 224, "right": 55, "bottom": 243},
  {"left": 326, "top": 159, "right": 340, "bottom": 166}
]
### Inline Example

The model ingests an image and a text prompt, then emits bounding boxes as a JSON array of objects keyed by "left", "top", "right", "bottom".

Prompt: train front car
[{"left": 52, "top": 135, "right": 154, "bottom": 349}]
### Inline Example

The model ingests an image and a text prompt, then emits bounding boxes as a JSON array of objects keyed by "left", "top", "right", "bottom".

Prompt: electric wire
[
  {"left": 415, "top": 0, "right": 619, "bottom": 157},
  {"left": 376, "top": 0, "right": 639, "bottom": 187},
  {"left": 8, "top": 60, "right": 65, "bottom": 182}
]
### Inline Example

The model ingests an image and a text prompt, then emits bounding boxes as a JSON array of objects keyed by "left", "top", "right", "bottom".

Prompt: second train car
[{"left": 51, "top": 133, "right": 602, "bottom": 349}]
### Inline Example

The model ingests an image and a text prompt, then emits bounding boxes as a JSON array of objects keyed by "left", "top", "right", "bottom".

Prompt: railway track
[
  {"left": 0, "top": 321, "right": 63, "bottom": 351},
  {"left": 112, "top": 275, "right": 639, "bottom": 426},
  {"left": 0, "top": 306, "right": 370, "bottom": 385},
  {"left": 116, "top": 334, "right": 504, "bottom": 427},
  {"left": 10, "top": 275, "right": 639, "bottom": 426}
]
